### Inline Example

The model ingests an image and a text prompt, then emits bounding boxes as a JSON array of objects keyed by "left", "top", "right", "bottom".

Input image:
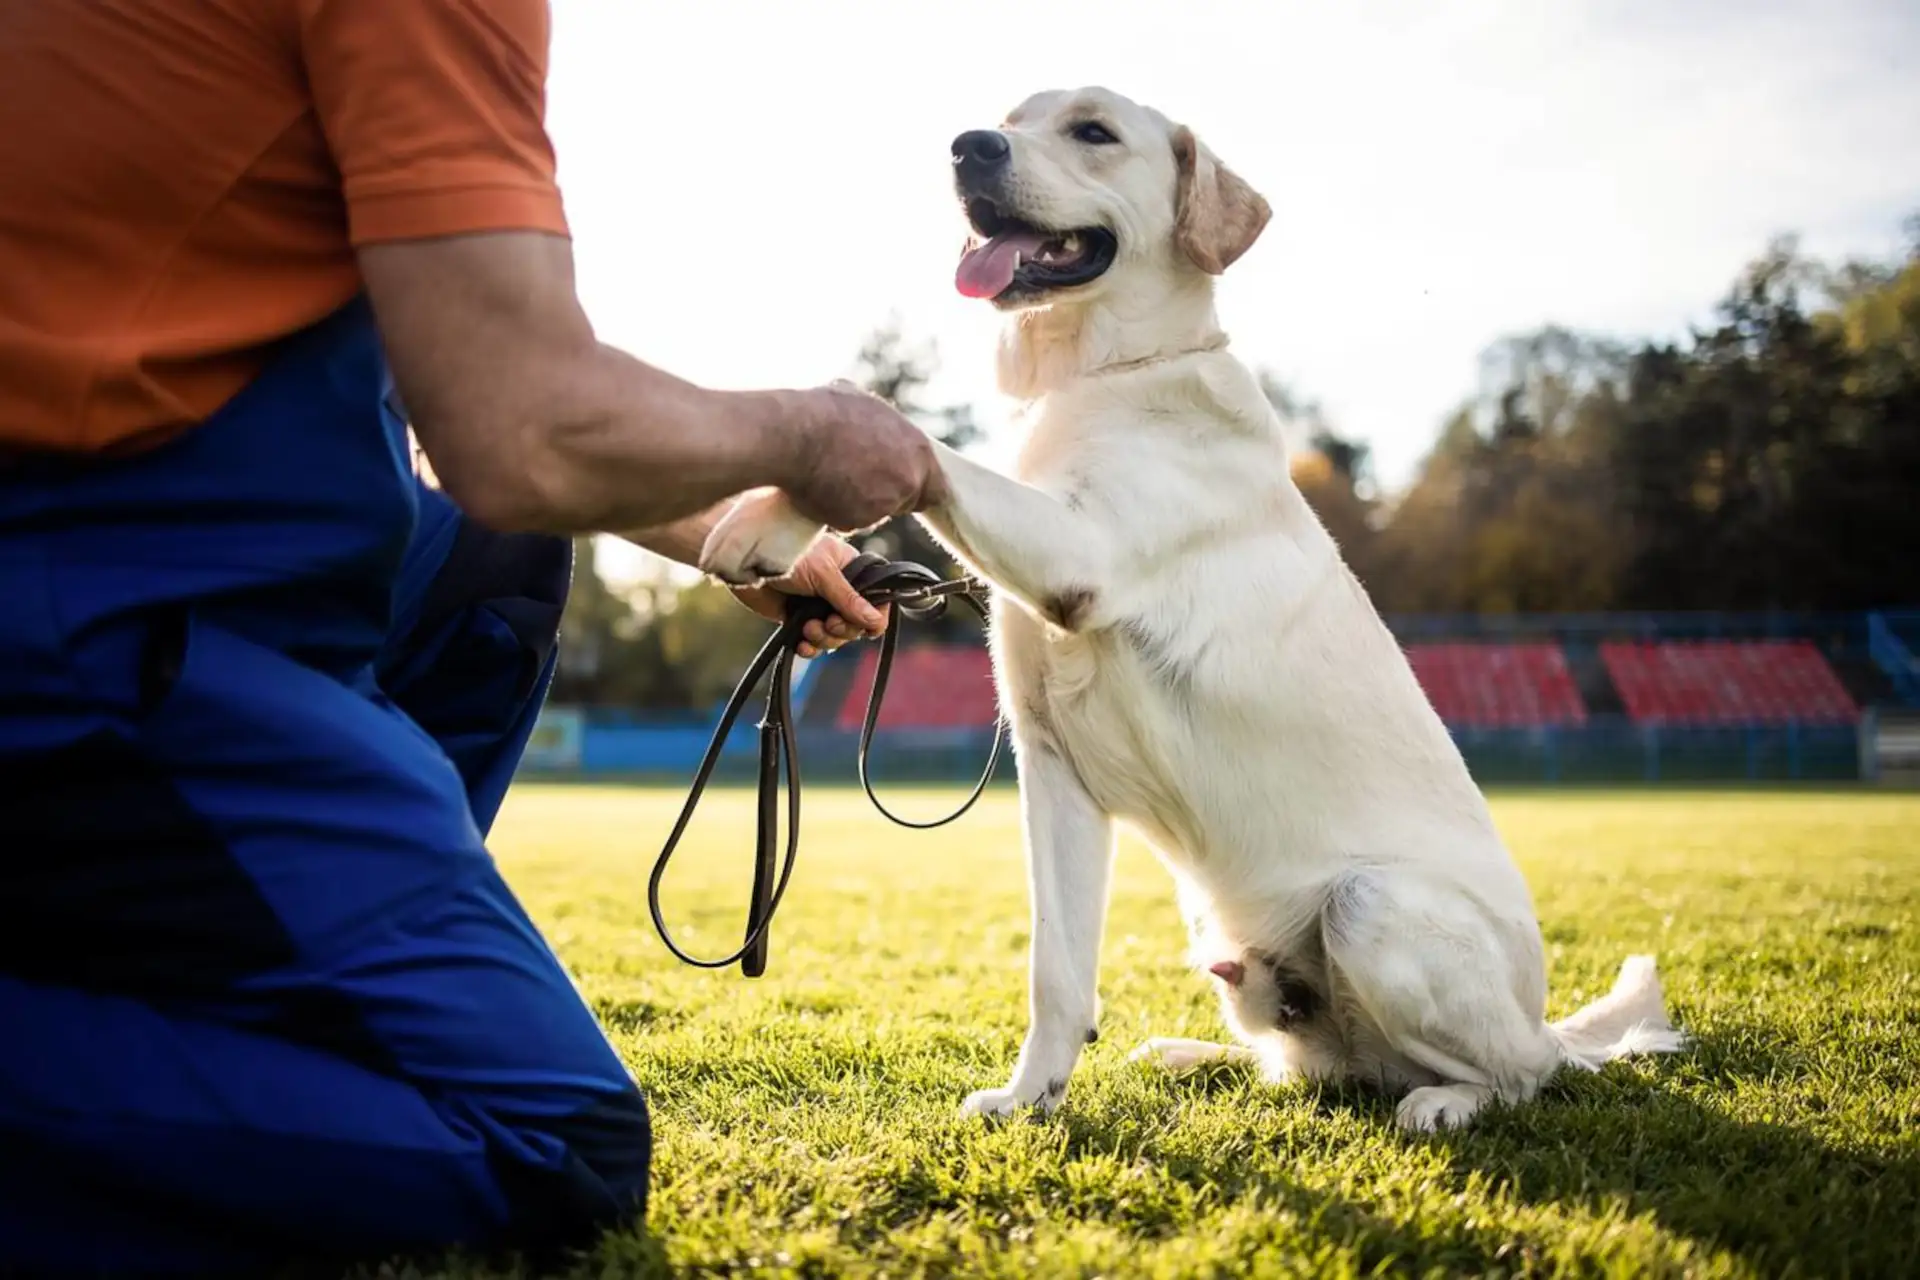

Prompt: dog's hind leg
[
  {"left": 1392, "top": 1082, "right": 1497, "bottom": 1132},
  {"left": 1317, "top": 872, "right": 1563, "bottom": 1134},
  {"left": 1128, "top": 1038, "right": 1257, "bottom": 1072},
  {"left": 961, "top": 740, "right": 1115, "bottom": 1119}
]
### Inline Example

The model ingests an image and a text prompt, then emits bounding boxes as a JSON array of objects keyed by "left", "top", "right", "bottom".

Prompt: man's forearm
[
  {"left": 361, "top": 231, "right": 813, "bottom": 535},
  {"left": 618, "top": 499, "right": 734, "bottom": 568},
  {"left": 515, "top": 344, "right": 811, "bottom": 533},
  {"left": 424, "top": 334, "right": 811, "bottom": 536}
]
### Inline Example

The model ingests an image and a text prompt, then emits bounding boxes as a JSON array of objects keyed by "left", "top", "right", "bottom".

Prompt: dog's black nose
[{"left": 951, "top": 130, "right": 1010, "bottom": 176}]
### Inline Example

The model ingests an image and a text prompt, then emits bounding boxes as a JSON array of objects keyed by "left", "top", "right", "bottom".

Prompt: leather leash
[{"left": 647, "top": 553, "right": 1002, "bottom": 976}]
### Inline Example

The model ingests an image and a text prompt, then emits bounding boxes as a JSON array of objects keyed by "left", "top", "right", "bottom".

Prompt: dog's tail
[{"left": 1547, "top": 954, "right": 1686, "bottom": 1071}]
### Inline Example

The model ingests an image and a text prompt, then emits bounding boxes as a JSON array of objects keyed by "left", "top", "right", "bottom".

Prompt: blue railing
[
  {"left": 1868, "top": 611, "right": 1920, "bottom": 704},
  {"left": 528, "top": 713, "right": 1861, "bottom": 786},
  {"left": 522, "top": 608, "right": 1920, "bottom": 786},
  {"left": 1441, "top": 719, "right": 1859, "bottom": 784}
]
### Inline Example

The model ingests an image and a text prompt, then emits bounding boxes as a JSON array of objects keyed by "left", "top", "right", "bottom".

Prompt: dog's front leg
[
  {"left": 919, "top": 447, "right": 1116, "bottom": 633},
  {"left": 962, "top": 739, "right": 1115, "bottom": 1120},
  {"left": 698, "top": 445, "right": 1116, "bottom": 633}
]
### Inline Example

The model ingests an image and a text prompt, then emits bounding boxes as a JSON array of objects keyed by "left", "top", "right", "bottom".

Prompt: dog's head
[{"left": 952, "top": 86, "right": 1271, "bottom": 311}]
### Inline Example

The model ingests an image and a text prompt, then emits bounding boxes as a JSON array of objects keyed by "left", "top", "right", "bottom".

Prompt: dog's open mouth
[{"left": 956, "top": 197, "right": 1117, "bottom": 301}]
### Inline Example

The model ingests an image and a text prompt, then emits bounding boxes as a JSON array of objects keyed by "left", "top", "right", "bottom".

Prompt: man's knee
[
  {"left": 549, "top": 1081, "right": 654, "bottom": 1210},
  {"left": 483, "top": 1080, "right": 653, "bottom": 1256},
  {"left": 579, "top": 1080, "right": 653, "bottom": 1210}
]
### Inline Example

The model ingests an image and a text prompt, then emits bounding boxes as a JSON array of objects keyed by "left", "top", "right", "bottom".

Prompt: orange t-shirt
[{"left": 0, "top": 0, "right": 568, "bottom": 456}]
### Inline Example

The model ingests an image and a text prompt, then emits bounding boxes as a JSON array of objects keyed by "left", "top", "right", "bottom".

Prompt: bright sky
[{"left": 550, "top": 0, "right": 1920, "bottom": 571}]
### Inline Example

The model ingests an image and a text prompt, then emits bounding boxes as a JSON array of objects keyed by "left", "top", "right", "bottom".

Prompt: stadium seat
[
  {"left": 1403, "top": 643, "right": 1588, "bottom": 729},
  {"left": 833, "top": 645, "right": 998, "bottom": 731},
  {"left": 843, "top": 642, "right": 1599, "bottom": 733},
  {"left": 1599, "top": 640, "right": 1858, "bottom": 726}
]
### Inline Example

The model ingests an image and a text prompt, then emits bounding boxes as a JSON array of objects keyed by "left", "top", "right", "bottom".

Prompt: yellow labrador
[{"left": 700, "top": 87, "right": 1683, "bottom": 1131}]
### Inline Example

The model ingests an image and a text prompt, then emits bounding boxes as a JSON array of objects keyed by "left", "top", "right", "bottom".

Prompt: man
[{"left": 0, "top": 2, "right": 942, "bottom": 1274}]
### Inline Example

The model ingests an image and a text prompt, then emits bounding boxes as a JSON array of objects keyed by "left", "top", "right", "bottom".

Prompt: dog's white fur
[{"left": 700, "top": 87, "right": 1685, "bottom": 1132}]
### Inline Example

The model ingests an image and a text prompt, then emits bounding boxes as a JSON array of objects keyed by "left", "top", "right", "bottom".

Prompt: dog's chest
[{"left": 998, "top": 610, "right": 1198, "bottom": 851}]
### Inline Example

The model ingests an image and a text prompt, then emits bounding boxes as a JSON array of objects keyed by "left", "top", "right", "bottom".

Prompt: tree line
[
  {"left": 555, "top": 220, "right": 1920, "bottom": 710},
  {"left": 1293, "top": 221, "right": 1920, "bottom": 617}
]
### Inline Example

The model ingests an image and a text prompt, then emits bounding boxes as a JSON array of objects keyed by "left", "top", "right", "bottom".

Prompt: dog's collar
[{"left": 1087, "top": 331, "right": 1230, "bottom": 378}]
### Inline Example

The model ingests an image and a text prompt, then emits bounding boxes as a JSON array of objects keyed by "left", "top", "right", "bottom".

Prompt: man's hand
[
  {"left": 776, "top": 382, "right": 948, "bottom": 533},
  {"left": 729, "top": 534, "right": 890, "bottom": 659},
  {"left": 622, "top": 503, "right": 893, "bottom": 658}
]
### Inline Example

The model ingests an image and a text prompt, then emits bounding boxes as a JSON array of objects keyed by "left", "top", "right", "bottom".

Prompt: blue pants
[{"left": 0, "top": 302, "right": 650, "bottom": 1275}]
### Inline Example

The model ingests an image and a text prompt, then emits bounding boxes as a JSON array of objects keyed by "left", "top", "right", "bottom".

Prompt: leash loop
[{"left": 647, "top": 554, "right": 1001, "bottom": 975}]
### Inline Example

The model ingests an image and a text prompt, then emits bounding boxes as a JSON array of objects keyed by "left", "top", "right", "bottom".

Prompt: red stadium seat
[
  {"left": 846, "top": 642, "right": 1601, "bottom": 732},
  {"left": 1599, "top": 640, "right": 1858, "bottom": 726},
  {"left": 834, "top": 645, "right": 998, "bottom": 730},
  {"left": 831, "top": 639, "right": 1858, "bottom": 732},
  {"left": 1403, "top": 643, "right": 1588, "bottom": 728}
]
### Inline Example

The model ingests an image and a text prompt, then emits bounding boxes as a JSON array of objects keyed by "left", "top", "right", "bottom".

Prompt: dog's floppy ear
[{"left": 1171, "top": 126, "right": 1271, "bottom": 274}]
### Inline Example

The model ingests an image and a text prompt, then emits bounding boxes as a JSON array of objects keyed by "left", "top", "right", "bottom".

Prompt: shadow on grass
[
  {"left": 340, "top": 1023, "right": 1914, "bottom": 1278},
  {"left": 1036, "top": 1023, "right": 1919, "bottom": 1276},
  {"left": 1417, "top": 1021, "right": 1919, "bottom": 1277},
  {"left": 334, "top": 1227, "right": 672, "bottom": 1280}
]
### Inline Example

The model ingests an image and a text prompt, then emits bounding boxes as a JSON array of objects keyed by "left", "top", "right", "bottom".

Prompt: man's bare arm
[
  {"left": 358, "top": 232, "right": 943, "bottom": 535},
  {"left": 360, "top": 232, "right": 801, "bottom": 533},
  {"left": 617, "top": 502, "right": 735, "bottom": 569}
]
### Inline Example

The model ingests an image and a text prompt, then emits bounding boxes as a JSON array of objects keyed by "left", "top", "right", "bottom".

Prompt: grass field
[{"left": 422, "top": 786, "right": 1917, "bottom": 1278}]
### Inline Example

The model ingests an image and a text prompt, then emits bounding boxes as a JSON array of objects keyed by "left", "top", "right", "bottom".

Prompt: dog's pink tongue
[{"left": 956, "top": 231, "right": 1047, "bottom": 299}]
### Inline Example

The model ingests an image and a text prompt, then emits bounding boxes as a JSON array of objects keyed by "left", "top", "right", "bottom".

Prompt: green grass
[{"left": 419, "top": 787, "right": 1917, "bottom": 1278}]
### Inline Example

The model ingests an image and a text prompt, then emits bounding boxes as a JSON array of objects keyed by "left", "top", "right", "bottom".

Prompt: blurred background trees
[{"left": 554, "top": 218, "right": 1920, "bottom": 710}]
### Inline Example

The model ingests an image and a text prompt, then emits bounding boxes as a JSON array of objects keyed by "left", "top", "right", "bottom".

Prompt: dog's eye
[{"left": 1070, "top": 121, "right": 1119, "bottom": 146}]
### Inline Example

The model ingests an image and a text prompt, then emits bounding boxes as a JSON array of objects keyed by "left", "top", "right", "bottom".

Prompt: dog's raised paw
[{"left": 698, "top": 492, "right": 823, "bottom": 585}]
